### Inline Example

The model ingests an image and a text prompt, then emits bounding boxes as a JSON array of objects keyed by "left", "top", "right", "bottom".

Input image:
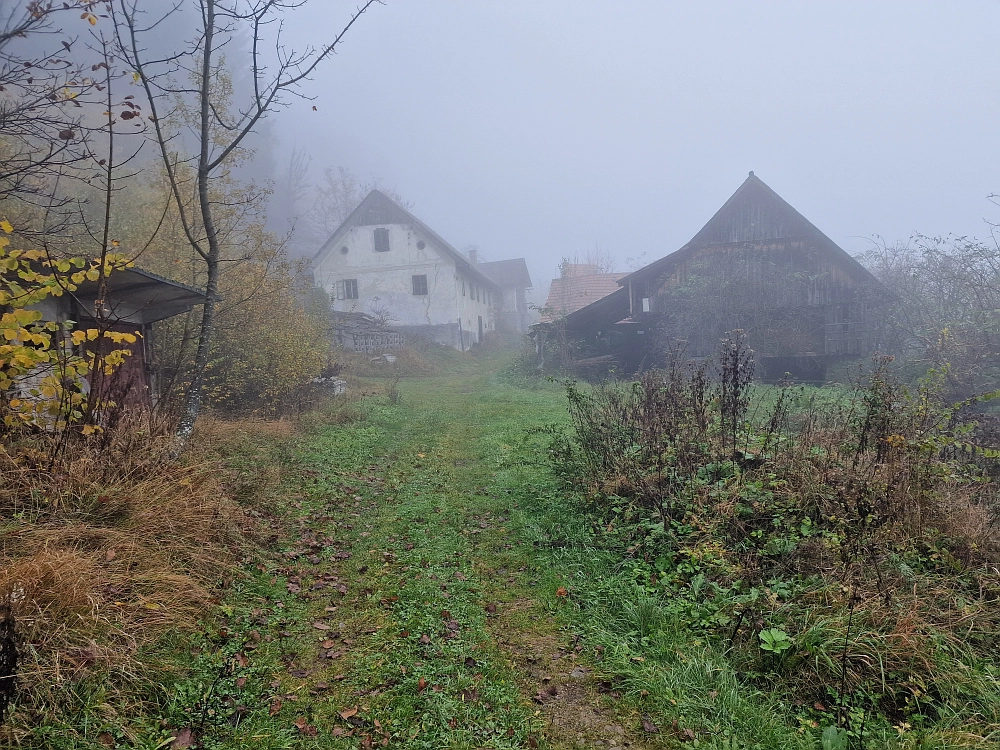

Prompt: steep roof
[
  {"left": 477, "top": 258, "right": 532, "bottom": 288},
  {"left": 311, "top": 190, "right": 498, "bottom": 290},
  {"left": 618, "top": 172, "right": 877, "bottom": 287}
]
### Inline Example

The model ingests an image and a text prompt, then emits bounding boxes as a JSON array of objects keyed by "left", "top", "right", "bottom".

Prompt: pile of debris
[{"left": 331, "top": 312, "right": 404, "bottom": 354}]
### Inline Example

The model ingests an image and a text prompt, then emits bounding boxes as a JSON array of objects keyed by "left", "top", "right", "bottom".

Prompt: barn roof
[
  {"left": 618, "top": 172, "right": 877, "bottom": 287},
  {"left": 311, "top": 190, "right": 499, "bottom": 290},
  {"left": 477, "top": 258, "right": 532, "bottom": 288},
  {"left": 561, "top": 286, "right": 630, "bottom": 332}
]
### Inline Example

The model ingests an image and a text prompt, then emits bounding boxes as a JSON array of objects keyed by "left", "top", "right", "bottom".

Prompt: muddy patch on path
[{"left": 488, "top": 598, "right": 656, "bottom": 749}]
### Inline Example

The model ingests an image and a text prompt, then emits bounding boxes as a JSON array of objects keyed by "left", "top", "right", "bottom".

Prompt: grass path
[
  {"left": 155, "top": 357, "right": 815, "bottom": 750},
  {"left": 158, "top": 360, "right": 656, "bottom": 749}
]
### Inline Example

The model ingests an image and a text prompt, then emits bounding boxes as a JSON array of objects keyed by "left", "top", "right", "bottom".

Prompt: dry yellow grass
[{"left": 0, "top": 414, "right": 293, "bottom": 738}]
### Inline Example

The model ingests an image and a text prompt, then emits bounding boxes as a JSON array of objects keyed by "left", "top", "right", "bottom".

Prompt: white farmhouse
[{"left": 311, "top": 190, "right": 502, "bottom": 349}]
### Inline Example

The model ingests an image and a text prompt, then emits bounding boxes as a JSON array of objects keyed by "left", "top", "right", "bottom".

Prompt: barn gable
[
  {"left": 555, "top": 173, "right": 887, "bottom": 382},
  {"left": 620, "top": 172, "right": 875, "bottom": 290}
]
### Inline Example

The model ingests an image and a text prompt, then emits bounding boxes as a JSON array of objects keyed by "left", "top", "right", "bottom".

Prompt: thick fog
[{"left": 180, "top": 2, "right": 1000, "bottom": 293}]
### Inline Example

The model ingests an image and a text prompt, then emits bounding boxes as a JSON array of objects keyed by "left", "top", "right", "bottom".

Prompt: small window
[
  {"left": 373, "top": 227, "right": 390, "bottom": 252},
  {"left": 344, "top": 279, "right": 359, "bottom": 299},
  {"left": 340, "top": 245, "right": 349, "bottom": 255},
  {"left": 416, "top": 240, "right": 426, "bottom": 250},
  {"left": 462, "top": 280, "right": 466, "bottom": 296},
  {"left": 412, "top": 274, "right": 428, "bottom": 295}
]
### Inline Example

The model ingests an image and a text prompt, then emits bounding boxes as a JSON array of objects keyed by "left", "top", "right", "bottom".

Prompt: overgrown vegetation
[{"left": 546, "top": 334, "right": 1000, "bottom": 745}]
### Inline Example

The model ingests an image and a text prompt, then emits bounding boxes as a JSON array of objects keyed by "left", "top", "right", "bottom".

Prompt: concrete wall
[{"left": 314, "top": 222, "right": 495, "bottom": 348}]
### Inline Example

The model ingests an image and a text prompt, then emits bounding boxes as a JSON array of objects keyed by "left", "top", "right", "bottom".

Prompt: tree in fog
[
  {"left": 309, "top": 164, "right": 410, "bottom": 239},
  {"left": 113, "top": 0, "right": 381, "bottom": 439},
  {"left": 0, "top": 1, "right": 107, "bottom": 216},
  {"left": 860, "top": 235, "right": 1000, "bottom": 398}
]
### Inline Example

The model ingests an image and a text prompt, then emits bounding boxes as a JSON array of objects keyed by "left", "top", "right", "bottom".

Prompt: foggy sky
[{"left": 276, "top": 1, "right": 1000, "bottom": 291}]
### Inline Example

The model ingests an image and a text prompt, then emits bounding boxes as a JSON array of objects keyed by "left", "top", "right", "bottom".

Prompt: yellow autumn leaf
[{"left": 0, "top": 219, "right": 12, "bottom": 234}]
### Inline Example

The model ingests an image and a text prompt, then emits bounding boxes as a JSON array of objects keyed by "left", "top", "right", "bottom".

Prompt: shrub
[{"left": 552, "top": 336, "right": 1000, "bottom": 740}]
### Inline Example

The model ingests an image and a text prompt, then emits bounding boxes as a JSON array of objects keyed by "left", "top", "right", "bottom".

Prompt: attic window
[
  {"left": 416, "top": 240, "right": 426, "bottom": 250},
  {"left": 373, "top": 227, "right": 390, "bottom": 252},
  {"left": 340, "top": 246, "right": 349, "bottom": 255},
  {"left": 412, "top": 274, "right": 428, "bottom": 296}
]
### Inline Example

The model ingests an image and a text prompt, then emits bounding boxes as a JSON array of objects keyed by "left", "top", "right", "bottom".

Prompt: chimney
[{"left": 468, "top": 248, "right": 478, "bottom": 264}]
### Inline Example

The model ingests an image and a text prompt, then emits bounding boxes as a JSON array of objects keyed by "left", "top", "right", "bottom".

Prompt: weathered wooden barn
[{"left": 558, "top": 172, "right": 885, "bottom": 382}]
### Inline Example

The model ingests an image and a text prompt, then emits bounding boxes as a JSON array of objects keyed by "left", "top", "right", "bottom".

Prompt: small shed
[{"left": 41, "top": 267, "right": 211, "bottom": 409}]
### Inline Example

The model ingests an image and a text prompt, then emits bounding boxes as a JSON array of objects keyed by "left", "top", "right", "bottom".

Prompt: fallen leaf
[
  {"left": 555, "top": 587, "right": 568, "bottom": 598},
  {"left": 293, "top": 717, "right": 318, "bottom": 736},
  {"left": 484, "top": 603, "right": 497, "bottom": 614},
  {"left": 170, "top": 727, "right": 195, "bottom": 748},
  {"left": 312, "top": 621, "right": 331, "bottom": 630},
  {"left": 269, "top": 698, "right": 282, "bottom": 716},
  {"left": 642, "top": 716, "right": 659, "bottom": 733},
  {"left": 418, "top": 634, "right": 431, "bottom": 644},
  {"left": 320, "top": 639, "right": 336, "bottom": 649},
  {"left": 417, "top": 677, "right": 427, "bottom": 692},
  {"left": 96, "top": 732, "right": 115, "bottom": 748},
  {"left": 339, "top": 706, "right": 359, "bottom": 720},
  {"left": 105, "top": 549, "right": 116, "bottom": 562}
]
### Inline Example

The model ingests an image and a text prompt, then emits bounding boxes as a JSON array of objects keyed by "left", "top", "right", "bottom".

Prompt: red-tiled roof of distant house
[{"left": 542, "top": 264, "right": 625, "bottom": 321}]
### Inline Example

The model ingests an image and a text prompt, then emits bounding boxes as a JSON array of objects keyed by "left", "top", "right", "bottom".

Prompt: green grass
[{"left": 18, "top": 353, "right": 998, "bottom": 748}]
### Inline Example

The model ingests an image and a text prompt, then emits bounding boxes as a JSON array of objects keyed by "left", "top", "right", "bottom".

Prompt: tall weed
[{"left": 552, "top": 337, "right": 1000, "bottom": 744}]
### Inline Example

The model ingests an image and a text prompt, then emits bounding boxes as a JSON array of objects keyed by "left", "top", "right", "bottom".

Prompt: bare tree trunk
[{"left": 116, "top": 0, "right": 381, "bottom": 442}]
